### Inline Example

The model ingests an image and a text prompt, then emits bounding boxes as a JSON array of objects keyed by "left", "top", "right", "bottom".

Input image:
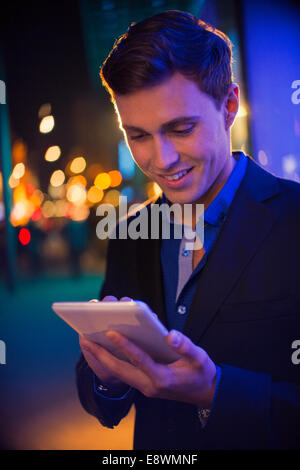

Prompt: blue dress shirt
[{"left": 161, "top": 151, "right": 248, "bottom": 332}]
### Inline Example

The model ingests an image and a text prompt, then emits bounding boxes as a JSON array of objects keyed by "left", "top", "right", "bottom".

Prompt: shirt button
[
  {"left": 182, "top": 249, "right": 190, "bottom": 257},
  {"left": 177, "top": 305, "right": 186, "bottom": 315}
]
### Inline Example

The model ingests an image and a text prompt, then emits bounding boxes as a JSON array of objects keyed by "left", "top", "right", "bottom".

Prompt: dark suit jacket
[{"left": 76, "top": 156, "right": 300, "bottom": 449}]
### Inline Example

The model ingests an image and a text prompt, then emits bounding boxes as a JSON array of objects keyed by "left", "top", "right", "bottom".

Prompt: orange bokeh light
[{"left": 108, "top": 170, "right": 122, "bottom": 187}]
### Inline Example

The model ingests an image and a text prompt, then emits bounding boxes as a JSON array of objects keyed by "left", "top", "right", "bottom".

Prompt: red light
[
  {"left": 19, "top": 228, "right": 31, "bottom": 245},
  {"left": 26, "top": 183, "right": 35, "bottom": 196},
  {"left": 32, "top": 208, "right": 42, "bottom": 221}
]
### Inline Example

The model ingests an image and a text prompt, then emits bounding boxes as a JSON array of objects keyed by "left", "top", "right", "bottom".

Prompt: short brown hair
[{"left": 100, "top": 10, "right": 233, "bottom": 109}]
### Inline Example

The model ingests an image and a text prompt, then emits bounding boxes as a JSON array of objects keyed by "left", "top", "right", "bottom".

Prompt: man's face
[{"left": 115, "top": 73, "right": 237, "bottom": 206}]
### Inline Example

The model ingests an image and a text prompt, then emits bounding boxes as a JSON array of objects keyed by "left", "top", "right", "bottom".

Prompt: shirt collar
[{"left": 204, "top": 151, "right": 248, "bottom": 227}]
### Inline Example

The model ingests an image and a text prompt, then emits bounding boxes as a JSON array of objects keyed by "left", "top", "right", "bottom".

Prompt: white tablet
[{"left": 52, "top": 300, "right": 180, "bottom": 364}]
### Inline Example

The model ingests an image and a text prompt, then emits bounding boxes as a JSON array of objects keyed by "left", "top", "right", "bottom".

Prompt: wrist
[
  {"left": 197, "top": 362, "right": 218, "bottom": 408},
  {"left": 94, "top": 374, "right": 130, "bottom": 398}
]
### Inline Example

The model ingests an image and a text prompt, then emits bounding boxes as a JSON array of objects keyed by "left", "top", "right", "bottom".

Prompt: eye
[
  {"left": 172, "top": 125, "right": 195, "bottom": 136},
  {"left": 129, "top": 133, "right": 148, "bottom": 141}
]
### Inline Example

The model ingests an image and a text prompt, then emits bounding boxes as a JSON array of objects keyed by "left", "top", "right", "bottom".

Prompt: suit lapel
[{"left": 183, "top": 158, "right": 280, "bottom": 344}]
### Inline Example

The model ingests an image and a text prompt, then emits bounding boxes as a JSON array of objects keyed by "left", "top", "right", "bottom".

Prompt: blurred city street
[{"left": 0, "top": 275, "right": 134, "bottom": 450}]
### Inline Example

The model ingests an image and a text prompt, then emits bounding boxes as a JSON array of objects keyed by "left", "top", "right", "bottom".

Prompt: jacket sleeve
[
  {"left": 75, "top": 352, "right": 135, "bottom": 428},
  {"left": 202, "top": 364, "right": 300, "bottom": 449}
]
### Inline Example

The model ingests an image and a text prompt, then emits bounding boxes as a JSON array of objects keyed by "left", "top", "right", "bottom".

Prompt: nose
[{"left": 151, "top": 135, "right": 179, "bottom": 172}]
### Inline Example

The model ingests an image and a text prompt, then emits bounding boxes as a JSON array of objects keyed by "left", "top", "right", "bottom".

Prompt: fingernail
[
  {"left": 106, "top": 331, "right": 118, "bottom": 342},
  {"left": 171, "top": 330, "right": 181, "bottom": 347}
]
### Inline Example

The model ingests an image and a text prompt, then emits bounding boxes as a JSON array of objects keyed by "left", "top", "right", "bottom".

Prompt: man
[{"left": 76, "top": 11, "right": 300, "bottom": 449}]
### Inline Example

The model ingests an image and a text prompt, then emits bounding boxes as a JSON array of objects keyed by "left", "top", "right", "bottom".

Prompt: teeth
[{"left": 164, "top": 169, "right": 189, "bottom": 181}]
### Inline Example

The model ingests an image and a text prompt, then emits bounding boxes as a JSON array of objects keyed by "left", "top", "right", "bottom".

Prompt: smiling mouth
[{"left": 160, "top": 167, "right": 193, "bottom": 181}]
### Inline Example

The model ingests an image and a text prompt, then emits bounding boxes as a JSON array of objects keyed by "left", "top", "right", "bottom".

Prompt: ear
[{"left": 223, "top": 84, "right": 239, "bottom": 130}]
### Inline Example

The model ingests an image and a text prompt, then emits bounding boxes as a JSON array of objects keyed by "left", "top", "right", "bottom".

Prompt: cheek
[
  {"left": 190, "top": 123, "right": 226, "bottom": 164},
  {"left": 188, "top": 125, "right": 217, "bottom": 156},
  {"left": 129, "top": 144, "right": 151, "bottom": 173}
]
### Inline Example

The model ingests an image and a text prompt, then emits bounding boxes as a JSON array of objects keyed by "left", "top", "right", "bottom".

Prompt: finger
[
  {"left": 83, "top": 349, "right": 112, "bottom": 379},
  {"left": 119, "top": 298, "right": 157, "bottom": 319},
  {"left": 79, "top": 335, "right": 97, "bottom": 350},
  {"left": 81, "top": 333, "right": 150, "bottom": 388},
  {"left": 101, "top": 295, "right": 118, "bottom": 302},
  {"left": 80, "top": 335, "right": 126, "bottom": 368},
  {"left": 79, "top": 337, "right": 126, "bottom": 385},
  {"left": 106, "top": 330, "right": 159, "bottom": 377},
  {"left": 167, "top": 330, "right": 205, "bottom": 362}
]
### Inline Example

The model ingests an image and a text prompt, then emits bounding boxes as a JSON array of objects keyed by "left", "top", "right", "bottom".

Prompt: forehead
[{"left": 114, "top": 73, "right": 216, "bottom": 129}]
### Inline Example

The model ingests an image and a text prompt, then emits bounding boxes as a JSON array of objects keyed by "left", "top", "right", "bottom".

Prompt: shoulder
[
  {"left": 276, "top": 176, "right": 300, "bottom": 201},
  {"left": 245, "top": 156, "right": 300, "bottom": 206}
]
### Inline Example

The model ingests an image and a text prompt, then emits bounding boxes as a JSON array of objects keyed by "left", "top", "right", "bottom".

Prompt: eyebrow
[{"left": 122, "top": 115, "right": 201, "bottom": 134}]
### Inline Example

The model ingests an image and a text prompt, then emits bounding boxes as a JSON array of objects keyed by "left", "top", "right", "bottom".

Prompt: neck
[{"left": 184, "top": 153, "right": 236, "bottom": 228}]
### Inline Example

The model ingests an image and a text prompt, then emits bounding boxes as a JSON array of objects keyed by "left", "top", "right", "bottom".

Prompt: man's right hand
[{"left": 79, "top": 295, "right": 131, "bottom": 391}]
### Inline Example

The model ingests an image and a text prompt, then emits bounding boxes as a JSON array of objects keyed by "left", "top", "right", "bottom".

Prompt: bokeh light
[
  {"left": 11, "top": 202, "right": 27, "bottom": 221},
  {"left": 13, "top": 184, "right": 27, "bottom": 204},
  {"left": 70, "top": 156, "right": 86, "bottom": 174},
  {"left": 282, "top": 154, "right": 297, "bottom": 174},
  {"left": 55, "top": 200, "right": 68, "bottom": 217},
  {"left": 31, "top": 207, "right": 42, "bottom": 221},
  {"left": 94, "top": 172, "right": 111, "bottom": 190},
  {"left": 45, "top": 146, "right": 61, "bottom": 162},
  {"left": 146, "top": 182, "right": 162, "bottom": 199},
  {"left": 12, "top": 139, "right": 27, "bottom": 163},
  {"left": 39, "top": 115, "right": 55, "bottom": 134},
  {"left": 42, "top": 200, "right": 56, "bottom": 218},
  {"left": 32, "top": 189, "right": 44, "bottom": 205},
  {"left": 67, "top": 175, "right": 87, "bottom": 187},
  {"left": 26, "top": 183, "right": 35, "bottom": 197},
  {"left": 237, "top": 104, "right": 248, "bottom": 118},
  {"left": 10, "top": 199, "right": 34, "bottom": 226},
  {"left": 103, "top": 189, "right": 120, "bottom": 207},
  {"left": 50, "top": 170, "right": 65, "bottom": 187},
  {"left": 258, "top": 150, "right": 268, "bottom": 166},
  {"left": 108, "top": 170, "right": 122, "bottom": 187},
  {"left": 48, "top": 184, "right": 66, "bottom": 199},
  {"left": 19, "top": 228, "right": 31, "bottom": 246},
  {"left": 87, "top": 186, "right": 104, "bottom": 204},
  {"left": 8, "top": 175, "right": 19, "bottom": 189},
  {"left": 69, "top": 204, "right": 90, "bottom": 221},
  {"left": 66, "top": 184, "right": 86, "bottom": 205},
  {"left": 12, "top": 163, "right": 25, "bottom": 179}
]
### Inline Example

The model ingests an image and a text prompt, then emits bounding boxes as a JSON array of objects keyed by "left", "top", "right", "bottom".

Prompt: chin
[{"left": 163, "top": 192, "right": 201, "bottom": 206}]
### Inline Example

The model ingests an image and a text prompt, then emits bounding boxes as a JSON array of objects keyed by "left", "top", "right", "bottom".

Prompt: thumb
[{"left": 167, "top": 330, "right": 198, "bottom": 359}]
